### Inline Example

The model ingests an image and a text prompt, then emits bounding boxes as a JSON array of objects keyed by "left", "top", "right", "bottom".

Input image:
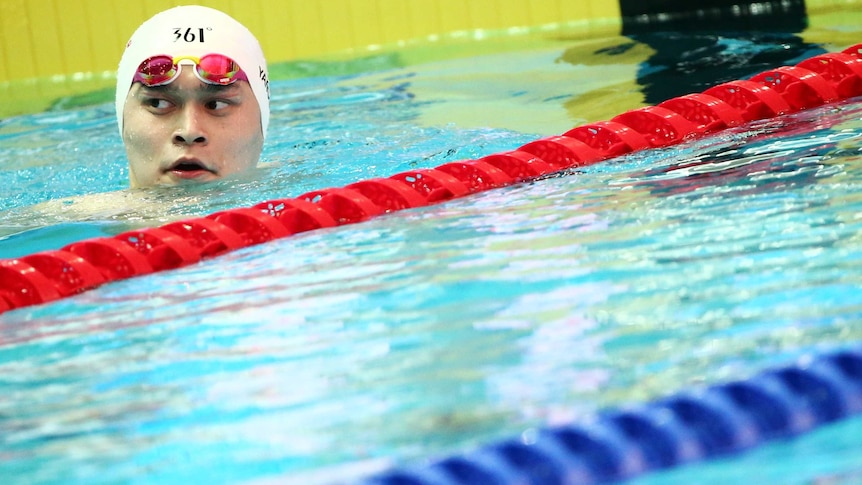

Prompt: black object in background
[{"left": 613, "top": 0, "right": 825, "bottom": 104}]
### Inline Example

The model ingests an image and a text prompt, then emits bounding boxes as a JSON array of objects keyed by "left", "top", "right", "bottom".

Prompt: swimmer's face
[{"left": 121, "top": 67, "right": 263, "bottom": 188}]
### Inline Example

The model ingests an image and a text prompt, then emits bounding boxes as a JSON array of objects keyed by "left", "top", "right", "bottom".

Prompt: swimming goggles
[{"left": 133, "top": 54, "right": 249, "bottom": 87}]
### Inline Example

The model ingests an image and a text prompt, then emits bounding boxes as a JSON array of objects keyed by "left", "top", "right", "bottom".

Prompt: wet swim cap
[{"left": 115, "top": 5, "right": 270, "bottom": 138}]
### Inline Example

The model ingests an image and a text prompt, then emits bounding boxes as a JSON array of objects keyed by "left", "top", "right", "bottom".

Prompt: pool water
[{"left": 1, "top": 29, "right": 862, "bottom": 484}]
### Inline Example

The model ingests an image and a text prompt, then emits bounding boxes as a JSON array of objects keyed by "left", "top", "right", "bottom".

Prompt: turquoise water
[{"left": 1, "top": 31, "right": 862, "bottom": 484}]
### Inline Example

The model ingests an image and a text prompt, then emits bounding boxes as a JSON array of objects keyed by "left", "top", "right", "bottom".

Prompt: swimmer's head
[
  {"left": 116, "top": 5, "right": 269, "bottom": 137},
  {"left": 116, "top": 6, "right": 270, "bottom": 187}
]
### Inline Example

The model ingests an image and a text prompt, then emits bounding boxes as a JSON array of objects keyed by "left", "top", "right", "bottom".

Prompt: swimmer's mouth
[{"left": 165, "top": 158, "right": 217, "bottom": 177}]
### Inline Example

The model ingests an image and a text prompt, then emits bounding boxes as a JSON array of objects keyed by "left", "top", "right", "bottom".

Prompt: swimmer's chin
[
  {"left": 159, "top": 170, "right": 220, "bottom": 185},
  {"left": 130, "top": 164, "right": 263, "bottom": 188},
  {"left": 128, "top": 173, "right": 218, "bottom": 188},
  {"left": 144, "top": 168, "right": 263, "bottom": 188}
]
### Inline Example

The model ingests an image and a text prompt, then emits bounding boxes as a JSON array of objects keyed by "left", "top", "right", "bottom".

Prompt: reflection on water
[
  {"left": 1, "top": 29, "right": 862, "bottom": 485},
  {"left": 624, "top": 32, "right": 825, "bottom": 103}
]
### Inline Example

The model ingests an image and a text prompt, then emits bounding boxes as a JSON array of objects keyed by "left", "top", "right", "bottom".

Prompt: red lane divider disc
[
  {"left": 703, "top": 80, "right": 791, "bottom": 122},
  {"left": 298, "top": 187, "right": 384, "bottom": 224},
  {"left": 389, "top": 169, "right": 471, "bottom": 203},
  {"left": 796, "top": 53, "right": 862, "bottom": 99},
  {"left": 208, "top": 208, "right": 292, "bottom": 246},
  {"left": 612, "top": 105, "right": 701, "bottom": 147},
  {"left": 750, "top": 66, "right": 840, "bottom": 111},
  {"left": 116, "top": 227, "right": 201, "bottom": 272},
  {"left": 162, "top": 217, "right": 246, "bottom": 259},
  {"left": 254, "top": 198, "right": 338, "bottom": 233},
  {"left": 564, "top": 120, "right": 651, "bottom": 158},
  {"left": 0, "top": 260, "right": 62, "bottom": 308},
  {"left": 21, "top": 250, "right": 105, "bottom": 297},
  {"left": 63, "top": 238, "right": 154, "bottom": 282},
  {"left": 435, "top": 160, "right": 512, "bottom": 192},
  {"left": 479, "top": 150, "right": 554, "bottom": 182},
  {"left": 519, "top": 135, "right": 605, "bottom": 170},
  {"left": 347, "top": 178, "right": 429, "bottom": 212},
  {"left": 658, "top": 93, "right": 745, "bottom": 134}
]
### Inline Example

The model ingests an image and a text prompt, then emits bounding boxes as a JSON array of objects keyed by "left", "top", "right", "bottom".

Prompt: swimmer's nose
[{"left": 173, "top": 109, "right": 208, "bottom": 145}]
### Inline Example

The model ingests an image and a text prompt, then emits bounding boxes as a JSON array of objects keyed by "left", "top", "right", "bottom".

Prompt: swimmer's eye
[
  {"left": 204, "top": 99, "right": 232, "bottom": 111},
  {"left": 144, "top": 97, "right": 174, "bottom": 111}
]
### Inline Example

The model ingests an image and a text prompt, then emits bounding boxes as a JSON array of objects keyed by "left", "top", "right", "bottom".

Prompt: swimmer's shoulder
[{"left": 1, "top": 190, "right": 184, "bottom": 236}]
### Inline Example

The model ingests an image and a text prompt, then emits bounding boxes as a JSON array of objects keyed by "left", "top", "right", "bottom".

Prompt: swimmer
[
  {"left": 0, "top": 6, "right": 270, "bottom": 236},
  {"left": 116, "top": 5, "right": 270, "bottom": 188}
]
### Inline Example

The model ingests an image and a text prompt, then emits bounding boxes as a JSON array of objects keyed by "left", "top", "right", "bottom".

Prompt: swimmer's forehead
[{"left": 135, "top": 79, "right": 244, "bottom": 95}]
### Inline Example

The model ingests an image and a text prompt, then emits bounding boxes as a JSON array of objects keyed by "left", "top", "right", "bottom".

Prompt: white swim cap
[{"left": 115, "top": 5, "right": 270, "bottom": 138}]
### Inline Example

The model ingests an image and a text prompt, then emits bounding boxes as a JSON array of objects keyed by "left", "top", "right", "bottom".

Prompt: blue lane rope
[{"left": 359, "top": 345, "right": 862, "bottom": 484}]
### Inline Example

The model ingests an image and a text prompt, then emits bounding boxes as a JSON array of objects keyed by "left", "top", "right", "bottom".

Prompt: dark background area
[{"left": 615, "top": 0, "right": 824, "bottom": 104}]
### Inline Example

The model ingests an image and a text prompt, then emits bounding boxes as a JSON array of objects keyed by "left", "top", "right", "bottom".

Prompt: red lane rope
[{"left": 2, "top": 44, "right": 861, "bottom": 314}]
